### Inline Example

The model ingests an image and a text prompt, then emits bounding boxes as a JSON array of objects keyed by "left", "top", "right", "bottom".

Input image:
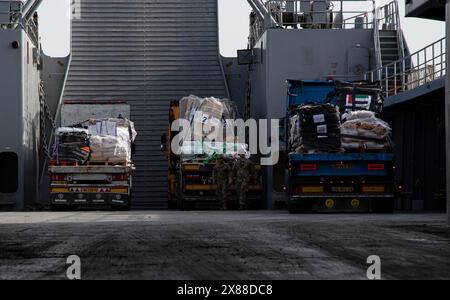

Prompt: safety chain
[{"left": 39, "top": 81, "right": 56, "bottom": 159}]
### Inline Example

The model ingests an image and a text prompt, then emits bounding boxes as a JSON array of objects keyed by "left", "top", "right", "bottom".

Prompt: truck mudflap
[
  {"left": 288, "top": 194, "right": 395, "bottom": 213},
  {"left": 51, "top": 192, "right": 130, "bottom": 207}
]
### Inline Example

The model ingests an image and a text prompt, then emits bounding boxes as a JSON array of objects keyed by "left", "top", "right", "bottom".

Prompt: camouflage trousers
[
  {"left": 236, "top": 180, "right": 250, "bottom": 209},
  {"left": 216, "top": 181, "right": 231, "bottom": 210}
]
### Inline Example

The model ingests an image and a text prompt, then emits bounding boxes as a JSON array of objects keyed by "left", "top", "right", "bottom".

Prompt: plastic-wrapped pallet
[
  {"left": 52, "top": 128, "right": 91, "bottom": 165},
  {"left": 179, "top": 95, "right": 240, "bottom": 144},
  {"left": 179, "top": 141, "right": 249, "bottom": 159},
  {"left": 341, "top": 111, "right": 392, "bottom": 151},
  {"left": 291, "top": 104, "right": 342, "bottom": 153},
  {"left": 88, "top": 118, "right": 137, "bottom": 163}
]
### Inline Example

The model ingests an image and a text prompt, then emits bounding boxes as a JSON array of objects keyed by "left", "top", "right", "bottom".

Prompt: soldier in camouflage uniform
[
  {"left": 214, "top": 156, "right": 233, "bottom": 210},
  {"left": 232, "top": 157, "right": 256, "bottom": 210}
]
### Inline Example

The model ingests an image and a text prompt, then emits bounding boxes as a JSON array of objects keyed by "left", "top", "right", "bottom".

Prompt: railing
[
  {"left": 373, "top": 1, "right": 404, "bottom": 70},
  {"left": 0, "top": 10, "right": 21, "bottom": 27},
  {"left": 249, "top": 0, "right": 376, "bottom": 47},
  {"left": 365, "top": 37, "right": 447, "bottom": 98},
  {"left": 25, "top": 17, "right": 39, "bottom": 46},
  {"left": 377, "top": 0, "right": 400, "bottom": 31},
  {"left": 0, "top": 3, "right": 40, "bottom": 47},
  {"left": 373, "top": 10, "right": 382, "bottom": 69},
  {"left": 265, "top": 0, "right": 375, "bottom": 29}
]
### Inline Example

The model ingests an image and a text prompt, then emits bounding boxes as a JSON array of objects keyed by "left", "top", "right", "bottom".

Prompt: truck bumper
[
  {"left": 51, "top": 193, "right": 130, "bottom": 207},
  {"left": 182, "top": 195, "right": 262, "bottom": 202},
  {"left": 289, "top": 194, "right": 395, "bottom": 213}
]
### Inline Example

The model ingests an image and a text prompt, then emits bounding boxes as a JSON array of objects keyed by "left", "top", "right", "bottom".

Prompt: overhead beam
[
  {"left": 10, "top": 0, "right": 44, "bottom": 24},
  {"left": 247, "top": 0, "right": 279, "bottom": 28},
  {"left": 22, "top": 0, "right": 44, "bottom": 21},
  {"left": 247, "top": 0, "right": 265, "bottom": 20}
]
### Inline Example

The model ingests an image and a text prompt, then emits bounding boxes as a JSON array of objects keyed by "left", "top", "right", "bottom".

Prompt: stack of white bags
[
  {"left": 341, "top": 111, "right": 392, "bottom": 151},
  {"left": 88, "top": 118, "right": 137, "bottom": 163}
]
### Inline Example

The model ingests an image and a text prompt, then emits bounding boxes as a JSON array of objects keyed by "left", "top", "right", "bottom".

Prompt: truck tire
[
  {"left": 176, "top": 175, "right": 185, "bottom": 210},
  {"left": 168, "top": 192, "right": 178, "bottom": 209},
  {"left": 288, "top": 202, "right": 307, "bottom": 214},
  {"left": 371, "top": 199, "right": 395, "bottom": 214},
  {"left": 113, "top": 201, "right": 131, "bottom": 211},
  {"left": 176, "top": 193, "right": 185, "bottom": 210},
  {"left": 113, "top": 189, "right": 132, "bottom": 211},
  {"left": 168, "top": 198, "right": 177, "bottom": 209}
]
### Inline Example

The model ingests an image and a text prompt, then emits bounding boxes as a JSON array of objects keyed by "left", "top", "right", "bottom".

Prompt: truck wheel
[
  {"left": 176, "top": 194, "right": 185, "bottom": 210},
  {"left": 113, "top": 190, "right": 132, "bottom": 211},
  {"left": 175, "top": 179, "right": 185, "bottom": 210},
  {"left": 168, "top": 199, "right": 177, "bottom": 209},
  {"left": 168, "top": 193, "right": 177, "bottom": 209},
  {"left": 114, "top": 204, "right": 131, "bottom": 211},
  {"left": 288, "top": 202, "right": 306, "bottom": 214},
  {"left": 371, "top": 199, "right": 395, "bottom": 214}
]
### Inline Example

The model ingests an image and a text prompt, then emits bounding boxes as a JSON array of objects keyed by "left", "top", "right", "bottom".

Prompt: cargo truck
[
  {"left": 286, "top": 80, "right": 397, "bottom": 213},
  {"left": 48, "top": 101, "right": 135, "bottom": 210},
  {"left": 49, "top": 163, "right": 133, "bottom": 210},
  {"left": 162, "top": 99, "right": 263, "bottom": 210}
]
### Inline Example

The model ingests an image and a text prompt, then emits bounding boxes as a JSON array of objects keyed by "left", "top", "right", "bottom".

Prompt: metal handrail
[
  {"left": 1, "top": 4, "right": 40, "bottom": 46},
  {"left": 377, "top": 1, "right": 399, "bottom": 30},
  {"left": 266, "top": 0, "right": 375, "bottom": 28},
  {"left": 249, "top": 0, "right": 377, "bottom": 47},
  {"left": 373, "top": 10, "right": 382, "bottom": 70},
  {"left": 394, "top": 0, "right": 405, "bottom": 61},
  {"left": 365, "top": 37, "right": 447, "bottom": 98},
  {"left": 0, "top": 10, "right": 21, "bottom": 26}
]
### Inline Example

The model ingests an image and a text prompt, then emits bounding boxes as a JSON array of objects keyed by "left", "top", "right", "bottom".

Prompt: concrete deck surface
[{"left": 0, "top": 211, "right": 449, "bottom": 280}]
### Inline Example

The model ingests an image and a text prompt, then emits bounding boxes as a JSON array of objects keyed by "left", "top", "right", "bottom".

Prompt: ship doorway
[{"left": 0, "top": 152, "right": 19, "bottom": 194}]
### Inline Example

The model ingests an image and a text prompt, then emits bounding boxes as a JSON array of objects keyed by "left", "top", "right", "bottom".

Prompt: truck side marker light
[
  {"left": 300, "top": 164, "right": 318, "bottom": 171},
  {"left": 368, "top": 164, "right": 385, "bottom": 171}
]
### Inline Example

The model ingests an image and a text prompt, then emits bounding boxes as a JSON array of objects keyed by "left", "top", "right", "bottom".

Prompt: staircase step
[
  {"left": 380, "top": 37, "right": 398, "bottom": 42},
  {"left": 379, "top": 30, "right": 398, "bottom": 36},
  {"left": 380, "top": 41, "right": 399, "bottom": 46},
  {"left": 382, "top": 54, "right": 400, "bottom": 58},
  {"left": 381, "top": 49, "right": 399, "bottom": 57},
  {"left": 382, "top": 61, "right": 400, "bottom": 66}
]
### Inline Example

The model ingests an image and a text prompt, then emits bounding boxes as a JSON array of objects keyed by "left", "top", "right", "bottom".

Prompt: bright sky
[{"left": 37, "top": 0, "right": 446, "bottom": 58}]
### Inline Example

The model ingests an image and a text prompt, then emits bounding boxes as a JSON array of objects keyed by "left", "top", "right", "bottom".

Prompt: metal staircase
[
  {"left": 63, "top": 0, "right": 229, "bottom": 209},
  {"left": 374, "top": 1, "right": 406, "bottom": 70},
  {"left": 369, "top": 0, "right": 410, "bottom": 96},
  {"left": 379, "top": 30, "right": 402, "bottom": 66}
]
